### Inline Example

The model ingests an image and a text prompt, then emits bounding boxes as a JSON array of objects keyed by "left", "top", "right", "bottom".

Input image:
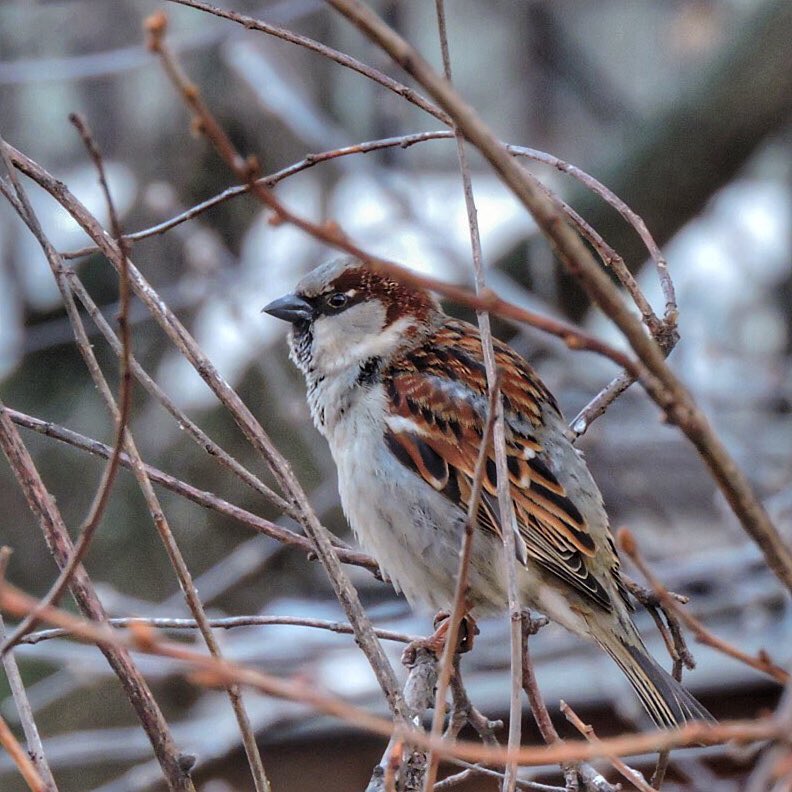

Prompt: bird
[{"left": 263, "top": 256, "right": 713, "bottom": 729}]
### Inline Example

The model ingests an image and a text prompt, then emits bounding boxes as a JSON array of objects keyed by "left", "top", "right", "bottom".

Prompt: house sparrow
[{"left": 264, "top": 256, "right": 712, "bottom": 728}]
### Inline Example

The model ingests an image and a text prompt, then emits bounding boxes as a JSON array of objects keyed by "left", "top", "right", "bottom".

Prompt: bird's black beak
[{"left": 262, "top": 293, "right": 314, "bottom": 324}]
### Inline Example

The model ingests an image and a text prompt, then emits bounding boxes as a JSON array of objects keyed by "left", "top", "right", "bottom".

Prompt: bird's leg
[{"left": 401, "top": 609, "right": 479, "bottom": 666}]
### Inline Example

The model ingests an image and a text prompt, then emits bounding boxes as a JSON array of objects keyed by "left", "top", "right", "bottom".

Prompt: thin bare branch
[
  {"left": 430, "top": 7, "right": 523, "bottom": 789},
  {"left": 423, "top": 372, "right": 501, "bottom": 790},
  {"left": 619, "top": 529, "right": 789, "bottom": 685},
  {"left": 0, "top": 613, "right": 57, "bottom": 791},
  {"left": 561, "top": 701, "right": 658, "bottom": 792},
  {"left": 0, "top": 136, "right": 269, "bottom": 792},
  {"left": 17, "top": 614, "right": 416, "bottom": 646},
  {"left": 5, "top": 406, "right": 376, "bottom": 571},
  {"left": 0, "top": 712, "right": 45, "bottom": 792}
]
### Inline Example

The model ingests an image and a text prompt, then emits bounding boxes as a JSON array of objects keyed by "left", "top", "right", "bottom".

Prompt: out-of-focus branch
[
  {"left": 561, "top": 701, "right": 658, "bottom": 792},
  {"left": 324, "top": 0, "right": 792, "bottom": 595},
  {"left": 0, "top": 611, "right": 57, "bottom": 792},
  {"left": 0, "top": 713, "right": 45, "bottom": 792},
  {"left": 0, "top": 405, "right": 195, "bottom": 792},
  {"left": 0, "top": 577, "right": 784, "bottom": 769}
]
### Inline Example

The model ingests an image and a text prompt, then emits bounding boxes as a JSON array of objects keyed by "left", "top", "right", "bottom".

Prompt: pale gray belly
[{"left": 328, "top": 417, "right": 505, "bottom": 612}]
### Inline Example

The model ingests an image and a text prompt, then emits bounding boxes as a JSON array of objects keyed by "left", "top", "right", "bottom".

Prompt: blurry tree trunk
[{"left": 503, "top": 0, "right": 792, "bottom": 321}]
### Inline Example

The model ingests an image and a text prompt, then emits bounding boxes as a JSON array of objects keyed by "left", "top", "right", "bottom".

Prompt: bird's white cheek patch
[{"left": 312, "top": 314, "right": 417, "bottom": 375}]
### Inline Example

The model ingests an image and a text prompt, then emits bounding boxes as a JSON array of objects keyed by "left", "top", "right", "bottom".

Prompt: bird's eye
[{"left": 326, "top": 292, "right": 348, "bottom": 309}]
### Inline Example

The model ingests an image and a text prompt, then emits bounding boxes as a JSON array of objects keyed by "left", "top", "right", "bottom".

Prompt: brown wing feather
[{"left": 384, "top": 320, "right": 625, "bottom": 613}]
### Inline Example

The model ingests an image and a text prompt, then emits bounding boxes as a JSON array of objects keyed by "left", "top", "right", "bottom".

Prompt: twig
[
  {"left": 0, "top": 613, "right": 57, "bottom": 791},
  {"left": 0, "top": 577, "right": 783, "bottom": 769},
  {"left": 422, "top": 367, "right": 501, "bottom": 791},
  {"left": 383, "top": 739, "right": 402, "bottom": 792},
  {"left": 561, "top": 701, "right": 658, "bottom": 792},
  {"left": 166, "top": 0, "right": 450, "bottom": 125},
  {"left": 147, "top": 11, "right": 420, "bottom": 723},
  {"left": 431, "top": 6, "right": 523, "bottom": 789},
  {"left": 0, "top": 137, "right": 270, "bottom": 792},
  {"left": 5, "top": 408, "right": 376, "bottom": 572},
  {"left": 618, "top": 579, "right": 685, "bottom": 791},
  {"left": 324, "top": 0, "right": 792, "bottom": 595},
  {"left": 521, "top": 614, "right": 583, "bottom": 791},
  {"left": 568, "top": 371, "right": 637, "bottom": 441},
  {"left": 0, "top": 405, "right": 195, "bottom": 791},
  {"left": 17, "top": 614, "right": 417, "bottom": 646},
  {"left": 0, "top": 713, "right": 45, "bottom": 792},
  {"left": 618, "top": 528, "right": 789, "bottom": 685},
  {"left": 0, "top": 116, "right": 133, "bottom": 653}
]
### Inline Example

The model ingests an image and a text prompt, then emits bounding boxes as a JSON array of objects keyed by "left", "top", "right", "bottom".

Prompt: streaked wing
[{"left": 383, "top": 320, "right": 623, "bottom": 612}]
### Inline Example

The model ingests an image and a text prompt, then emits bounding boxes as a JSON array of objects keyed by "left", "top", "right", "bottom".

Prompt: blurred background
[{"left": 0, "top": 0, "right": 791, "bottom": 789}]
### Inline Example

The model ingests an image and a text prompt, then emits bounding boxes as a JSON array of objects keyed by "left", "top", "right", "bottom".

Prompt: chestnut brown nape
[{"left": 328, "top": 266, "right": 439, "bottom": 325}]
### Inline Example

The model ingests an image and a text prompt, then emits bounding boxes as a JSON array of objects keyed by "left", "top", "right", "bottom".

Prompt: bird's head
[{"left": 263, "top": 257, "right": 441, "bottom": 377}]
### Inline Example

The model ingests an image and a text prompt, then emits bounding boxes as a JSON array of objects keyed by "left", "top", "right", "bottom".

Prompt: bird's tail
[{"left": 599, "top": 635, "right": 714, "bottom": 729}]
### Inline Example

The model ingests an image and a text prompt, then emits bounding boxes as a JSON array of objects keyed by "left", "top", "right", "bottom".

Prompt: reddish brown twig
[
  {"left": 164, "top": 0, "right": 675, "bottom": 333},
  {"left": 0, "top": 713, "right": 45, "bottom": 792},
  {"left": 143, "top": 15, "right": 641, "bottom": 378},
  {"left": 561, "top": 700, "right": 658, "bottom": 792},
  {"left": 0, "top": 577, "right": 784, "bottom": 769},
  {"left": 618, "top": 528, "right": 789, "bottom": 685}
]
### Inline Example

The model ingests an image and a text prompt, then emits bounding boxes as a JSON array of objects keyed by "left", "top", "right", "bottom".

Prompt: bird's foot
[{"left": 401, "top": 610, "right": 479, "bottom": 666}]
